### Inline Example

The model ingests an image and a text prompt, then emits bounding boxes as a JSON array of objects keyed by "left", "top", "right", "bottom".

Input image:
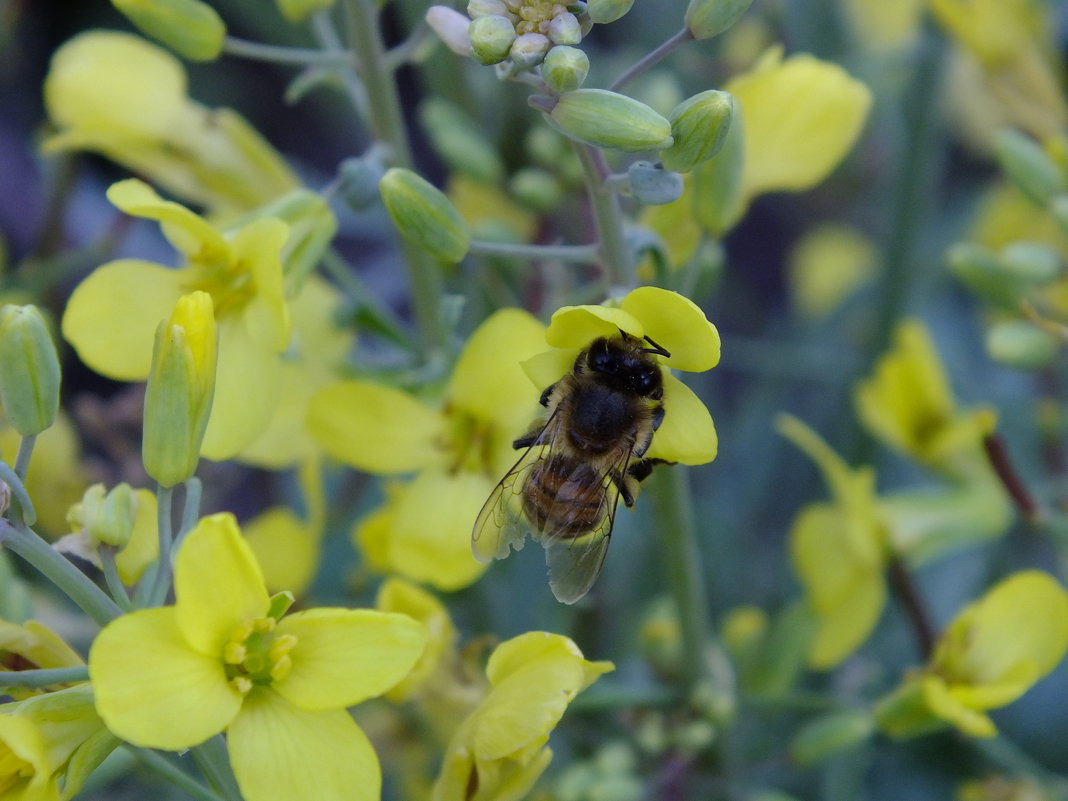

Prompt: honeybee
[{"left": 472, "top": 331, "right": 674, "bottom": 603}]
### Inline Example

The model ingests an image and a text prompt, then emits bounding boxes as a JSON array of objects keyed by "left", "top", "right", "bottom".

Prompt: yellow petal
[
  {"left": 307, "top": 381, "right": 444, "bottom": 474},
  {"left": 106, "top": 179, "right": 229, "bottom": 263},
  {"left": 521, "top": 347, "right": 581, "bottom": 392},
  {"left": 228, "top": 691, "right": 381, "bottom": 801},
  {"left": 43, "top": 31, "right": 187, "bottom": 144},
  {"left": 620, "top": 287, "right": 721, "bottom": 371},
  {"left": 545, "top": 305, "right": 643, "bottom": 348},
  {"left": 449, "top": 309, "right": 547, "bottom": 431},
  {"left": 61, "top": 259, "right": 186, "bottom": 380},
  {"left": 383, "top": 470, "right": 495, "bottom": 591},
  {"left": 919, "top": 676, "right": 997, "bottom": 738},
  {"left": 89, "top": 607, "right": 241, "bottom": 749},
  {"left": 273, "top": 608, "right": 426, "bottom": 710},
  {"left": 726, "top": 47, "right": 872, "bottom": 202},
  {"left": 174, "top": 513, "right": 270, "bottom": 657},
  {"left": 200, "top": 314, "right": 281, "bottom": 461},
  {"left": 644, "top": 373, "right": 718, "bottom": 465},
  {"left": 115, "top": 488, "right": 160, "bottom": 585},
  {"left": 243, "top": 507, "right": 319, "bottom": 597},
  {"left": 375, "top": 578, "right": 457, "bottom": 702},
  {"left": 229, "top": 218, "right": 291, "bottom": 351}
]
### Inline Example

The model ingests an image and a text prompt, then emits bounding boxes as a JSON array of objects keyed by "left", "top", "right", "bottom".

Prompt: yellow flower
[
  {"left": 62, "top": 179, "right": 291, "bottom": 461},
  {"left": 854, "top": 320, "right": 997, "bottom": 478},
  {"left": 876, "top": 571, "right": 1068, "bottom": 739},
  {"left": 786, "top": 224, "right": 878, "bottom": 321},
  {"left": 723, "top": 46, "right": 872, "bottom": 206},
  {"left": 524, "top": 286, "right": 720, "bottom": 465},
  {"left": 42, "top": 31, "right": 298, "bottom": 217},
  {"left": 840, "top": 0, "right": 923, "bottom": 51},
  {"left": 778, "top": 415, "right": 886, "bottom": 669},
  {"left": 0, "top": 685, "right": 118, "bottom": 801},
  {"left": 0, "top": 620, "right": 84, "bottom": 700},
  {"left": 309, "top": 308, "right": 548, "bottom": 591},
  {"left": 89, "top": 512, "right": 427, "bottom": 801},
  {"left": 431, "top": 631, "right": 612, "bottom": 801}
]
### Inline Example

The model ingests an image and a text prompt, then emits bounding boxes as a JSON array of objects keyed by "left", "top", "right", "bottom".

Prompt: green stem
[
  {"left": 0, "top": 666, "right": 90, "bottom": 687},
  {"left": 191, "top": 736, "right": 243, "bottom": 801},
  {"left": 132, "top": 749, "right": 231, "bottom": 801},
  {"left": 0, "top": 460, "right": 36, "bottom": 527},
  {"left": 0, "top": 521, "right": 122, "bottom": 625},
  {"left": 14, "top": 434, "right": 36, "bottom": 480},
  {"left": 649, "top": 467, "right": 724, "bottom": 693},
  {"left": 341, "top": 0, "right": 447, "bottom": 352},
  {"left": 575, "top": 144, "right": 636, "bottom": 292},
  {"left": 147, "top": 484, "right": 175, "bottom": 607},
  {"left": 99, "top": 547, "right": 133, "bottom": 612},
  {"left": 321, "top": 248, "right": 417, "bottom": 350},
  {"left": 310, "top": 10, "right": 370, "bottom": 121},
  {"left": 179, "top": 477, "right": 203, "bottom": 539},
  {"left": 467, "top": 239, "right": 600, "bottom": 263},
  {"left": 609, "top": 27, "right": 693, "bottom": 92},
  {"left": 223, "top": 36, "right": 353, "bottom": 65}
]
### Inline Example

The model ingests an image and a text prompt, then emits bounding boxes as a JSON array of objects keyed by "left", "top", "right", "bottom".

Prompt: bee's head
[{"left": 583, "top": 335, "right": 664, "bottom": 398}]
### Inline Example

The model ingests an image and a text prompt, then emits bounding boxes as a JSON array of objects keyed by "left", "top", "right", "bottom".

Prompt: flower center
[
  {"left": 439, "top": 403, "right": 503, "bottom": 477},
  {"left": 514, "top": 0, "right": 568, "bottom": 34},
  {"left": 184, "top": 258, "right": 255, "bottom": 319},
  {"left": 0, "top": 745, "right": 35, "bottom": 794},
  {"left": 221, "top": 593, "right": 297, "bottom": 695}
]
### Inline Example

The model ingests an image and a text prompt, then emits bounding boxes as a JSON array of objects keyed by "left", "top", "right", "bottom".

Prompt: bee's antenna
[{"left": 642, "top": 335, "right": 671, "bottom": 358}]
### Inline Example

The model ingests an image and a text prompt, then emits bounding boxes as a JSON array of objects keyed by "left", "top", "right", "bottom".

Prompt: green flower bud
[
  {"left": 1052, "top": 195, "right": 1068, "bottom": 234},
  {"left": 339, "top": 156, "right": 387, "bottom": 210},
  {"left": 509, "top": 32, "right": 551, "bottom": 69},
  {"left": 586, "top": 0, "right": 634, "bottom": 24},
  {"left": 546, "top": 89, "right": 673, "bottom": 152},
  {"left": 378, "top": 167, "right": 470, "bottom": 263},
  {"left": 110, "top": 0, "right": 226, "bottom": 61},
  {"left": 468, "top": 0, "right": 512, "bottom": 18},
  {"left": 276, "top": 0, "right": 334, "bottom": 22},
  {"left": 426, "top": 5, "right": 473, "bottom": 56},
  {"left": 469, "top": 14, "right": 517, "bottom": 65},
  {"left": 627, "top": 161, "right": 684, "bottom": 205},
  {"left": 986, "top": 319, "right": 1061, "bottom": 369},
  {"left": 684, "top": 0, "right": 755, "bottom": 39},
  {"left": 999, "top": 241, "right": 1062, "bottom": 284},
  {"left": 143, "top": 291, "right": 217, "bottom": 487},
  {"left": 541, "top": 45, "right": 589, "bottom": 93},
  {"left": 67, "top": 483, "right": 139, "bottom": 548},
  {"left": 0, "top": 304, "right": 61, "bottom": 436},
  {"left": 947, "top": 242, "right": 1025, "bottom": 309},
  {"left": 509, "top": 167, "right": 564, "bottom": 212},
  {"left": 419, "top": 98, "right": 505, "bottom": 183},
  {"left": 789, "top": 709, "right": 875, "bottom": 764},
  {"left": 692, "top": 103, "right": 746, "bottom": 235},
  {"left": 661, "top": 90, "right": 735, "bottom": 173},
  {"left": 994, "top": 129, "right": 1066, "bottom": 207},
  {"left": 548, "top": 12, "right": 582, "bottom": 45}
]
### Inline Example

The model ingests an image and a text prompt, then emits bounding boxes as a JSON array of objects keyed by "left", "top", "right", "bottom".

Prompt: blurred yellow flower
[
  {"left": 724, "top": 46, "right": 872, "bottom": 205},
  {"left": 840, "top": 0, "right": 923, "bottom": 51},
  {"left": 876, "top": 571, "right": 1068, "bottom": 738},
  {"left": 0, "top": 619, "right": 84, "bottom": 700},
  {"left": 42, "top": 31, "right": 298, "bottom": 217},
  {"left": 778, "top": 415, "right": 886, "bottom": 669},
  {"left": 786, "top": 224, "right": 878, "bottom": 320},
  {"left": 431, "top": 631, "right": 612, "bottom": 801},
  {"left": 89, "top": 513, "right": 427, "bottom": 801},
  {"left": 854, "top": 320, "right": 997, "bottom": 479},
  {"left": 310, "top": 308, "right": 548, "bottom": 591},
  {"left": 62, "top": 179, "right": 291, "bottom": 461}
]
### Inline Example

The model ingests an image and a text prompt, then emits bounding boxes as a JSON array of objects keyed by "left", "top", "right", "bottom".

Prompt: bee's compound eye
[
  {"left": 588, "top": 339, "right": 616, "bottom": 373},
  {"left": 637, "top": 368, "right": 660, "bottom": 395}
]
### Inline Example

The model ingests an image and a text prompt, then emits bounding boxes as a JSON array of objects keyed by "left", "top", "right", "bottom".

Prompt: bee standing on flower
[{"left": 472, "top": 287, "right": 722, "bottom": 604}]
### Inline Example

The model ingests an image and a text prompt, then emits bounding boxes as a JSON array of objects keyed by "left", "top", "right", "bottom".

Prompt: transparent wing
[
  {"left": 471, "top": 414, "right": 561, "bottom": 563},
  {"left": 541, "top": 446, "right": 633, "bottom": 605}
]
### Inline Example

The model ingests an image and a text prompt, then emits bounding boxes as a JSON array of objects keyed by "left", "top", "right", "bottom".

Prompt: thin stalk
[
  {"left": 14, "top": 434, "right": 36, "bottom": 480},
  {"left": 179, "top": 477, "right": 203, "bottom": 539},
  {"left": 99, "top": 548, "right": 133, "bottom": 612},
  {"left": 133, "top": 749, "right": 231, "bottom": 801},
  {"left": 341, "top": 0, "right": 448, "bottom": 352},
  {"left": 321, "top": 248, "right": 418, "bottom": 351},
  {"left": 0, "top": 666, "right": 90, "bottom": 687},
  {"left": 887, "top": 555, "right": 935, "bottom": 659},
  {"left": 609, "top": 27, "right": 693, "bottom": 92},
  {"left": 650, "top": 468, "right": 720, "bottom": 692},
  {"left": 0, "top": 460, "right": 36, "bottom": 527},
  {"left": 310, "top": 10, "right": 370, "bottom": 121},
  {"left": 191, "top": 736, "right": 243, "bottom": 801},
  {"left": 575, "top": 144, "right": 636, "bottom": 291},
  {"left": 147, "top": 484, "right": 175, "bottom": 607},
  {"left": 467, "top": 240, "right": 600, "bottom": 263},
  {"left": 0, "top": 521, "right": 123, "bottom": 625},
  {"left": 983, "top": 433, "right": 1042, "bottom": 523},
  {"left": 223, "top": 36, "right": 354, "bottom": 65}
]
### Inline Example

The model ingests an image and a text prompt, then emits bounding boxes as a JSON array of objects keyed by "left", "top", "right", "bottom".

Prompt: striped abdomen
[{"left": 522, "top": 453, "right": 606, "bottom": 538}]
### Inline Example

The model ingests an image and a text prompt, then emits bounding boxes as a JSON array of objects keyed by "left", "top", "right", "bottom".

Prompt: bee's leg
[
  {"left": 512, "top": 426, "right": 541, "bottom": 449},
  {"left": 650, "top": 404, "right": 665, "bottom": 432},
  {"left": 539, "top": 382, "right": 556, "bottom": 407},
  {"left": 615, "top": 458, "right": 673, "bottom": 507}
]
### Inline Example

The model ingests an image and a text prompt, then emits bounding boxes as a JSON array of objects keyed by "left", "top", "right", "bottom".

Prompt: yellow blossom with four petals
[{"left": 89, "top": 512, "right": 427, "bottom": 801}]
